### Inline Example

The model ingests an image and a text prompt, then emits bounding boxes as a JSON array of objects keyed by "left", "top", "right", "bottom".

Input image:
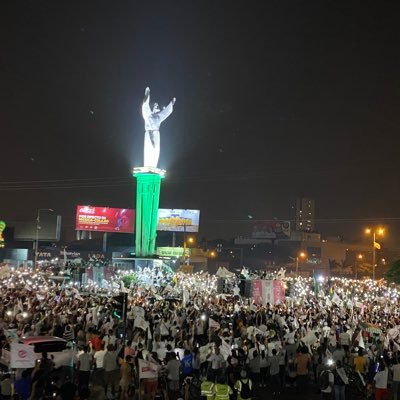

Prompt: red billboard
[{"left": 75, "top": 205, "right": 134, "bottom": 233}]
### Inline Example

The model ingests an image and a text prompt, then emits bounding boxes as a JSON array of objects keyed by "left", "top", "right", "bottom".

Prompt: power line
[{"left": 0, "top": 166, "right": 376, "bottom": 191}]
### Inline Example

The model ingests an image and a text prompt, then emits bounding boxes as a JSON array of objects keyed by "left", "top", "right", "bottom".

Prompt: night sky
[{"left": 2, "top": 1, "right": 400, "bottom": 244}]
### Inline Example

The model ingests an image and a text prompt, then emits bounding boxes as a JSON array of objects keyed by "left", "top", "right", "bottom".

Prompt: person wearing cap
[
  {"left": 213, "top": 375, "right": 233, "bottom": 400},
  {"left": 234, "top": 370, "right": 253, "bottom": 400}
]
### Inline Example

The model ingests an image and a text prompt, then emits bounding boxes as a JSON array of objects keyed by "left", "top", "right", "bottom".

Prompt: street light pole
[
  {"left": 295, "top": 252, "right": 306, "bottom": 276},
  {"left": 372, "top": 231, "right": 376, "bottom": 280},
  {"left": 34, "top": 208, "right": 54, "bottom": 269},
  {"left": 356, "top": 254, "right": 364, "bottom": 280},
  {"left": 365, "top": 227, "right": 384, "bottom": 280}
]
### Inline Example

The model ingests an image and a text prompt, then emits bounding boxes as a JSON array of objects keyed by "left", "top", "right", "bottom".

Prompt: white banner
[
  {"left": 11, "top": 343, "right": 36, "bottom": 368},
  {"left": 138, "top": 358, "right": 159, "bottom": 379},
  {"left": 219, "top": 339, "right": 231, "bottom": 360},
  {"left": 134, "top": 316, "right": 149, "bottom": 332}
]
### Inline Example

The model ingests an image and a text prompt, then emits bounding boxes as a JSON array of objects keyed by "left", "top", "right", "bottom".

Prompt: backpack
[
  {"left": 240, "top": 379, "right": 252, "bottom": 399},
  {"left": 319, "top": 370, "right": 330, "bottom": 391}
]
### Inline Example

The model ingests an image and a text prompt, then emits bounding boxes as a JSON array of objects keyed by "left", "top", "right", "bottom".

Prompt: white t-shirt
[
  {"left": 392, "top": 364, "right": 400, "bottom": 382},
  {"left": 94, "top": 350, "right": 107, "bottom": 369},
  {"left": 374, "top": 369, "right": 388, "bottom": 389},
  {"left": 209, "top": 353, "right": 224, "bottom": 370},
  {"left": 339, "top": 332, "right": 350, "bottom": 346}
]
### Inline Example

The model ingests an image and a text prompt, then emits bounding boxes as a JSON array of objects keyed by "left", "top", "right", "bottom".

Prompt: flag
[
  {"left": 219, "top": 339, "right": 231, "bottom": 360},
  {"left": 138, "top": 359, "right": 159, "bottom": 379},
  {"left": 374, "top": 241, "right": 381, "bottom": 250},
  {"left": 356, "top": 331, "right": 365, "bottom": 349},
  {"left": 11, "top": 343, "right": 36, "bottom": 368},
  {"left": 301, "top": 330, "right": 318, "bottom": 347},
  {"left": 332, "top": 292, "right": 342, "bottom": 305},
  {"left": 134, "top": 316, "right": 149, "bottom": 332},
  {"left": 209, "top": 318, "right": 220, "bottom": 330}
]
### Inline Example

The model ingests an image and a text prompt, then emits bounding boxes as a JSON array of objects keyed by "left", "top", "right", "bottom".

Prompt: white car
[{"left": 0, "top": 336, "right": 70, "bottom": 369}]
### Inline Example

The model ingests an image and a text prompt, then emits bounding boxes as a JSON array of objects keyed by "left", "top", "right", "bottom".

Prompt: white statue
[{"left": 142, "top": 87, "right": 176, "bottom": 168}]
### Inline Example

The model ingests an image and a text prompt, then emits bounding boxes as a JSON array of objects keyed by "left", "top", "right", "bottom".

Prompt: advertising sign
[
  {"left": 14, "top": 215, "right": 62, "bottom": 241},
  {"left": 75, "top": 205, "right": 134, "bottom": 233},
  {"left": 157, "top": 209, "right": 200, "bottom": 232},
  {"left": 251, "top": 220, "right": 290, "bottom": 239},
  {"left": 156, "top": 247, "right": 190, "bottom": 257}
]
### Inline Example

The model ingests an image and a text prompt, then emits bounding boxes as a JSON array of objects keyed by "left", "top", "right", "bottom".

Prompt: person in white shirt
[
  {"left": 374, "top": 364, "right": 388, "bottom": 400},
  {"left": 102, "top": 329, "right": 117, "bottom": 348},
  {"left": 391, "top": 362, "right": 400, "bottom": 400},
  {"left": 339, "top": 326, "right": 351, "bottom": 354},
  {"left": 93, "top": 344, "right": 107, "bottom": 385},
  {"left": 207, "top": 346, "right": 225, "bottom": 381}
]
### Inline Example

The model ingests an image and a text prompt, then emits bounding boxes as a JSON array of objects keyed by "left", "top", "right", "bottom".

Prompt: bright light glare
[
  {"left": 365, "top": 228, "right": 371, "bottom": 234},
  {"left": 317, "top": 275, "right": 324, "bottom": 283}
]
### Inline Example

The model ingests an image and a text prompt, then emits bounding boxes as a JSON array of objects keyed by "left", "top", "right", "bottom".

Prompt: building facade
[{"left": 295, "top": 198, "right": 315, "bottom": 232}]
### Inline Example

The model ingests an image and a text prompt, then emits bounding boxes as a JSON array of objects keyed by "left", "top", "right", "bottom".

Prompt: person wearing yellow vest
[
  {"left": 235, "top": 370, "right": 253, "bottom": 400},
  {"left": 213, "top": 375, "right": 233, "bottom": 400},
  {"left": 201, "top": 374, "right": 215, "bottom": 400}
]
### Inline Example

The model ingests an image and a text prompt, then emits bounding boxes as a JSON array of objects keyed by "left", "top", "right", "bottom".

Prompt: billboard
[
  {"left": 251, "top": 280, "right": 285, "bottom": 305},
  {"left": 156, "top": 209, "right": 200, "bottom": 232},
  {"left": 14, "top": 215, "right": 62, "bottom": 241},
  {"left": 251, "top": 220, "right": 290, "bottom": 239},
  {"left": 75, "top": 205, "right": 134, "bottom": 233}
]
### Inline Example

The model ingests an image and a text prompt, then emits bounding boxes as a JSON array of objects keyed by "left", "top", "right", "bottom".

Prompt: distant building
[{"left": 295, "top": 198, "right": 315, "bottom": 232}]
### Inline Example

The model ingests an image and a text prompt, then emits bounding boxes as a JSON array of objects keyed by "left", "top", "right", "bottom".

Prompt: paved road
[{"left": 88, "top": 382, "right": 361, "bottom": 400}]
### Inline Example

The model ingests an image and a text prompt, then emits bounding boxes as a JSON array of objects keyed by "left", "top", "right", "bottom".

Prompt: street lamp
[
  {"left": 296, "top": 251, "right": 307, "bottom": 276},
  {"left": 34, "top": 208, "right": 54, "bottom": 269},
  {"left": 364, "top": 227, "right": 385, "bottom": 280},
  {"left": 183, "top": 235, "right": 195, "bottom": 266}
]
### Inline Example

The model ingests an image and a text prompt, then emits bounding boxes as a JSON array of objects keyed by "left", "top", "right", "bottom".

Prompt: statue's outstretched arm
[
  {"left": 142, "top": 87, "right": 151, "bottom": 118},
  {"left": 158, "top": 98, "right": 176, "bottom": 122}
]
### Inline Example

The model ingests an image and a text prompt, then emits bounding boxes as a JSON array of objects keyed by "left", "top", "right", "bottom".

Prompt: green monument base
[{"left": 133, "top": 167, "right": 165, "bottom": 257}]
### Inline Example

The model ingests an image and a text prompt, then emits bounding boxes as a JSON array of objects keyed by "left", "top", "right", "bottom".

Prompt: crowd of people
[{"left": 0, "top": 266, "right": 399, "bottom": 400}]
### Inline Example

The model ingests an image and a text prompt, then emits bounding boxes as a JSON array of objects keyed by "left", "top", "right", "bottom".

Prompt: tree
[{"left": 386, "top": 259, "right": 400, "bottom": 284}]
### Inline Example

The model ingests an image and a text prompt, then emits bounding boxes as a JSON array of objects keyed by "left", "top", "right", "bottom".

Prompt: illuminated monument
[{"left": 133, "top": 87, "right": 176, "bottom": 256}]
